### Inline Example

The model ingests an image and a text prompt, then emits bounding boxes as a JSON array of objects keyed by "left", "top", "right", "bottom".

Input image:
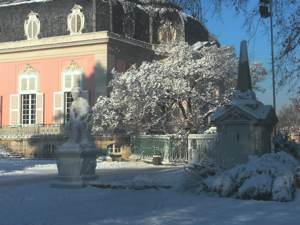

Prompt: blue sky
[{"left": 203, "top": 6, "right": 291, "bottom": 111}]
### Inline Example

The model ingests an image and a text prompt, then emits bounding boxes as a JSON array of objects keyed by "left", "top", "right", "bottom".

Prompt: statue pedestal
[{"left": 52, "top": 143, "right": 98, "bottom": 188}]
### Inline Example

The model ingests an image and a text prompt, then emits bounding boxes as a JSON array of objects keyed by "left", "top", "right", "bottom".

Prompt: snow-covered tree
[
  {"left": 278, "top": 97, "right": 300, "bottom": 131},
  {"left": 169, "top": 0, "right": 299, "bottom": 92},
  {"left": 91, "top": 42, "right": 265, "bottom": 135}
]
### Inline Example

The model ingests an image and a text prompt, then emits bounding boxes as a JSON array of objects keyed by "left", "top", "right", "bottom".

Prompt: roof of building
[
  {"left": 211, "top": 92, "right": 276, "bottom": 123},
  {"left": 138, "top": 0, "right": 180, "bottom": 8},
  {"left": 0, "top": 0, "right": 50, "bottom": 7},
  {"left": 0, "top": 0, "right": 215, "bottom": 46},
  {"left": 0, "top": 0, "right": 179, "bottom": 7}
]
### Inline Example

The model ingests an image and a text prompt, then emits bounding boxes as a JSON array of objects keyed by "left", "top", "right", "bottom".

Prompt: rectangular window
[
  {"left": 64, "top": 92, "right": 73, "bottom": 123},
  {"left": 21, "top": 94, "right": 36, "bottom": 125},
  {"left": 107, "top": 144, "right": 121, "bottom": 155}
]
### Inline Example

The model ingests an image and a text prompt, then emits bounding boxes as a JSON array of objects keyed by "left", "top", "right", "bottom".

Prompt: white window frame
[
  {"left": 19, "top": 74, "right": 38, "bottom": 94},
  {"left": 24, "top": 11, "right": 41, "bottom": 40},
  {"left": 67, "top": 4, "right": 85, "bottom": 35},
  {"left": 62, "top": 69, "right": 83, "bottom": 92},
  {"left": 107, "top": 144, "right": 121, "bottom": 155},
  {"left": 62, "top": 61, "right": 84, "bottom": 92},
  {"left": 18, "top": 66, "right": 40, "bottom": 126},
  {"left": 60, "top": 62, "right": 85, "bottom": 124}
]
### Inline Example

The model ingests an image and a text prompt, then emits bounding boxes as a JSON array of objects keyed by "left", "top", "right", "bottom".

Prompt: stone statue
[
  {"left": 67, "top": 87, "right": 91, "bottom": 146},
  {"left": 158, "top": 21, "right": 177, "bottom": 44},
  {"left": 53, "top": 87, "right": 98, "bottom": 188}
]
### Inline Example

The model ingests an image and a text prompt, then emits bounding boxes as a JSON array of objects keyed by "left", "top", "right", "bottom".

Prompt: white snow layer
[
  {"left": 0, "top": 159, "right": 300, "bottom": 225},
  {"left": 0, "top": 0, "right": 50, "bottom": 7},
  {"left": 0, "top": 159, "right": 170, "bottom": 176},
  {"left": 204, "top": 152, "right": 299, "bottom": 201},
  {"left": 0, "top": 154, "right": 300, "bottom": 224}
]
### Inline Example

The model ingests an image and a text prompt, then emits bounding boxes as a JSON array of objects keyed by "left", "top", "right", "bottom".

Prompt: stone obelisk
[{"left": 237, "top": 40, "right": 252, "bottom": 93}]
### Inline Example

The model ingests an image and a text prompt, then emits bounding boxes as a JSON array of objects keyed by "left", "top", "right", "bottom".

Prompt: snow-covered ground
[
  {"left": 0, "top": 157, "right": 300, "bottom": 225},
  {"left": 0, "top": 159, "right": 171, "bottom": 175}
]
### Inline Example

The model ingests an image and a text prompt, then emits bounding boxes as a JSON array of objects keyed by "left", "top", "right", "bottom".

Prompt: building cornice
[{"left": 0, "top": 31, "right": 153, "bottom": 55}]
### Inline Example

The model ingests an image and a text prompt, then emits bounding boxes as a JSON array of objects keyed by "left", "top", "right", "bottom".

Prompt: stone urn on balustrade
[{"left": 52, "top": 87, "right": 98, "bottom": 188}]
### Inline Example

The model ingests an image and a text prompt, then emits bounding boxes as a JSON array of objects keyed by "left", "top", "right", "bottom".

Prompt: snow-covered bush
[
  {"left": 91, "top": 42, "right": 266, "bottom": 135},
  {"left": 295, "top": 167, "right": 300, "bottom": 188},
  {"left": 205, "top": 174, "right": 235, "bottom": 197},
  {"left": 272, "top": 173, "right": 295, "bottom": 202},
  {"left": 238, "top": 174, "right": 272, "bottom": 200},
  {"left": 182, "top": 158, "right": 221, "bottom": 194},
  {"left": 186, "top": 152, "right": 299, "bottom": 202}
]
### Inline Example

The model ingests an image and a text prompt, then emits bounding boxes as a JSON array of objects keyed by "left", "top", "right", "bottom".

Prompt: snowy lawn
[
  {"left": 0, "top": 158, "right": 300, "bottom": 225},
  {"left": 0, "top": 158, "right": 174, "bottom": 187},
  {"left": 1, "top": 182, "right": 300, "bottom": 225},
  {"left": 0, "top": 159, "right": 55, "bottom": 174},
  {"left": 0, "top": 159, "right": 171, "bottom": 176}
]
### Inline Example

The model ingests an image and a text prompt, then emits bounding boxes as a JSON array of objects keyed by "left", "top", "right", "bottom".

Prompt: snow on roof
[
  {"left": 0, "top": 0, "right": 50, "bottom": 7},
  {"left": 212, "top": 90, "right": 275, "bottom": 122}
]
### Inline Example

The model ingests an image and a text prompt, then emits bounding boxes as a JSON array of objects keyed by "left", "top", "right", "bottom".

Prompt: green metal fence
[{"left": 132, "top": 135, "right": 188, "bottom": 163}]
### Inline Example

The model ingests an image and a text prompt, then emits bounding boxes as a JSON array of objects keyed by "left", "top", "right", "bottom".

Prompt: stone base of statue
[{"left": 51, "top": 142, "right": 98, "bottom": 188}]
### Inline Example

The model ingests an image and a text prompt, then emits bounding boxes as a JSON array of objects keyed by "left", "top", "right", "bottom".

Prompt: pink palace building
[{"left": 0, "top": 0, "right": 213, "bottom": 157}]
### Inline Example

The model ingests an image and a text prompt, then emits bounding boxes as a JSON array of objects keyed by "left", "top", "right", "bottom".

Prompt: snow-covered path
[
  {"left": 0, "top": 181, "right": 299, "bottom": 225},
  {"left": 0, "top": 159, "right": 299, "bottom": 225}
]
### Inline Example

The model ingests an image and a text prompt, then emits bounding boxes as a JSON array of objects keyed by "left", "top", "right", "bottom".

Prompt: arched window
[
  {"left": 68, "top": 4, "right": 85, "bottom": 35},
  {"left": 24, "top": 12, "right": 40, "bottom": 40},
  {"left": 9, "top": 65, "right": 44, "bottom": 126},
  {"left": 63, "top": 67, "right": 82, "bottom": 91},
  {"left": 19, "top": 66, "right": 38, "bottom": 125},
  {"left": 19, "top": 74, "right": 38, "bottom": 93},
  {"left": 62, "top": 62, "right": 83, "bottom": 122},
  {"left": 53, "top": 61, "right": 88, "bottom": 124},
  {"left": 158, "top": 20, "right": 177, "bottom": 44}
]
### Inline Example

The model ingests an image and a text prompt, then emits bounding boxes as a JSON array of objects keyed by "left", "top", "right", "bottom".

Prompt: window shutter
[
  {"left": 53, "top": 92, "right": 63, "bottom": 124},
  {"left": 36, "top": 93, "right": 44, "bottom": 125},
  {"left": 10, "top": 94, "right": 20, "bottom": 126}
]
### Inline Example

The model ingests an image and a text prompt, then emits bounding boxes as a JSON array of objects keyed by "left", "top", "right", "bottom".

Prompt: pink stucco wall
[{"left": 0, "top": 55, "right": 96, "bottom": 126}]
